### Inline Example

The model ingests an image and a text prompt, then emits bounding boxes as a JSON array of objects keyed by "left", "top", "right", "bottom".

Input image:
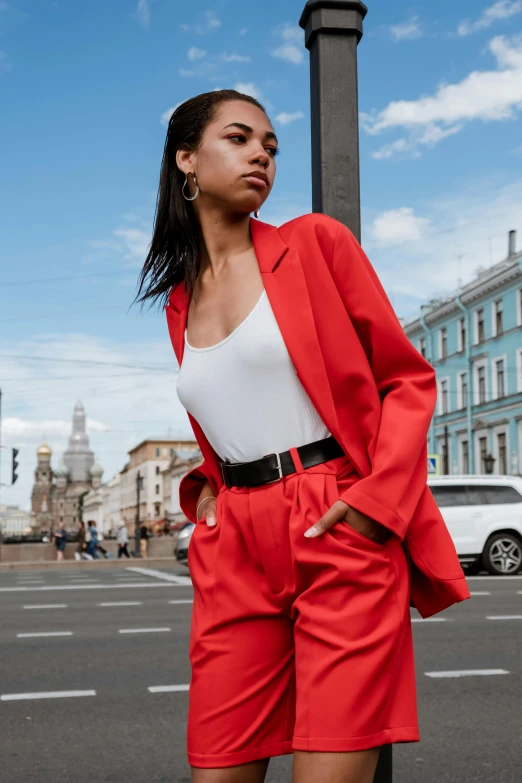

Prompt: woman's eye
[{"left": 228, "top": 135, "right": 280, "bottom": 157}]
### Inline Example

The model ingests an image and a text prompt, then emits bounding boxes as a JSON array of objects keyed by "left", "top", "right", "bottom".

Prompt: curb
[{"left": 0, "top": 557, "right": 184, "bottom": 573}]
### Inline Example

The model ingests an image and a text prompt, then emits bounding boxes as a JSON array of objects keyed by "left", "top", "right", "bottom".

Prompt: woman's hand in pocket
[
  {"left": 304, "top": 500, "right": 391, "bottom": 544},
  {"left": 198, "top": 490, "right": 218, "bottom": 527}
]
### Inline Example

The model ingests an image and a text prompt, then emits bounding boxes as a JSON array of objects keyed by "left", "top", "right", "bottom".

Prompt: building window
[
  {"left": 155, "top": 484, "right": 160, "bottom": 495},
  {"left": 475, "top": 308, "right": 485, "bottom": 343},
  {"left": 440, "top": 380, "right": 449, "bottom": 414},
  {"left": 518, "top": 288, "right": 522, "bottom": 326},
  {"left": 479, "top": 437, "right": 488, "bottom": 473},
  {"left": 459, "top": 318, "right": 466, "bottom": 351},
  {"left": 155, "top": 503, "right": 161, "bottom": 516},
  {"left": 461, "top": 440, "right": 469, "bottom": 474},
  {"left": 478, "top": 366, "right": 486, "bottom": 404},
  {"left": 438, "top": 327, "right": 447, "bottom": 360},
  {"left": 497, "top": 432, "right": 507, "bottom": 474},
  {"left": 155, "top": 447, "right": 160, "bottom": 457},
  {"left": 170, "top": 447, "right": 175, "bottom": 457},
  {"left": 155, "top": 465, "right": 160, "bottom": 475},
  {"left": 458, "top": 371, "right": 468, "bottom": 409},
  {"left": 494, "top": 299, "right": 503, "bottom": 336},
  {"left": 495, "top": 359, "right": 506, "bottom": 398}
]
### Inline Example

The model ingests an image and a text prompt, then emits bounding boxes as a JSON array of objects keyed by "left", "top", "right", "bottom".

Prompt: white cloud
[
  {"left": 371, "top": 207, "right": 431, "bottom": 247},
  {"left": 234, "top": 81, "right": 261, "bottom": 100},
  {"left": 178, "top": 61, "right": 217, "bottom": 78},
  {"left": 275, "top": 110, "right": 305, "bottom": 125},
  {"left": 361, "top": 177, "right": 522, "bottom": 316},
  {"left": 85, "top": 216, "right": 151, "bottom": 268},
  {"left": 160, "top": 102, "right": 182, "bottom": 126},
  {"left": 458, "top": 0, "right": 522, "bottom": 37},
  {"left": 271, "top": 22, "right": 304, "bottom": 64},
  {"left": 390, "top": 16, "right": 422, "bottom": 41},
  {"left": 219, "top": 52, "right": 251, "bottom": 63},
  {"left": 0, "top": 333, "right": 186, "bottom": 511},
  {"left": 180, "top": 11, "right": 221, "bottom": 35},
  {"left": 363, "top": 34, "right": 522, "bottom": 158},
  {"left": 133, "top": 0, "right": 150, "bottom": 30},
  {"left": 187, "top": 46, "right": 206, "bottom": 61}
]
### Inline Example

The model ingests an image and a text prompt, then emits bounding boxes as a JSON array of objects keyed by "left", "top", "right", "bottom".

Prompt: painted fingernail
[
  {"left": 304, "top": 526, "right": 319, "bottom": 538},
  {"left": 206, "top": 516, "right": 216, "bottom": 527}
]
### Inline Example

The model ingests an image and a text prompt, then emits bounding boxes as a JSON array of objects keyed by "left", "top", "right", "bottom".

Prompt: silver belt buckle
[{"left": 263, "top": 452, "right": 283, "bottom": 484}]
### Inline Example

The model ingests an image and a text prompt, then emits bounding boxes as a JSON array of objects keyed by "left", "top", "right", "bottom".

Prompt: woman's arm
[{"left": 329, "top": 221, "right": 437, "bottom": 542}]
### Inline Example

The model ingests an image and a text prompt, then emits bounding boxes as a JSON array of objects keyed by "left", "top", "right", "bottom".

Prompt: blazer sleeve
[
  {"left": 178, "top": 460, "right": 217, "bottom": 524},
  {"left": 330, "top": 221, "right": 437, "bottom": 541}
]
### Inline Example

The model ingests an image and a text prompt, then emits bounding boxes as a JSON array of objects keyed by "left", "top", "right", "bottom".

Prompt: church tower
[
  {"left": 63, "top": 400, "right": 95, "bottom": 481},
  {"left": 31, "top": 441, "right": 54, "bottom": 526}
]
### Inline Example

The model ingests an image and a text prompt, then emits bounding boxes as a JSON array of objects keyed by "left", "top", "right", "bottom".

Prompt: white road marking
[
  {"left": 0, "top": 583, "right": 178, "bottom": 592},
  {"left": 486, "top": 615, "right": 522, "bottom": 620},
  {"left": 148, "top": 685, "right": 190, "bottom": 693},
  {"left": 470, "top": 591, "right": 491, "bottom": 595},
  {"left": 1, "top": 690, "right": 96, "bottom": 701},
  {"left": 126, "top": 567, "right": 192, "bottom": 586},
  {"left": 119, "top": 627, "right": 171, "bottom": 634},
  {"left": 98, "top": 602, "right": 143, "bottom": 607},
  {"left": 516, "top": 591, "right": 522, "bottom": 594},
  {"left": 411, "top": 617, "right": 448, "bottom": 622},
  {"left": 425, "top": 669, "right": 510, "bottom": 678},
  {"left": 23, "top": 604, "right": 68, "bottom": 610},
  {"left": 17, "top": 632, "right": 73, "bottom": 638},
  {"left": 168, "top": 600, "right": 194, "bottom": 605}
]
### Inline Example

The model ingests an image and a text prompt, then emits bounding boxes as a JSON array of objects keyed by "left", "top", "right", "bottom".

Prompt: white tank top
[{"left": 176, "top": 288, "right": 332, "bottom": 462}]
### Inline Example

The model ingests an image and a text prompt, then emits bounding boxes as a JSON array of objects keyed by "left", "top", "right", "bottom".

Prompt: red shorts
[{"left": 187, "top": 449, "right": 419, "bottom": 769}]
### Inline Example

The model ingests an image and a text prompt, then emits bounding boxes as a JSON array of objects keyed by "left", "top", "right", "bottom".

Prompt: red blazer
[{"left": 166, "top": 213, "right": 471, "bottom": 619}]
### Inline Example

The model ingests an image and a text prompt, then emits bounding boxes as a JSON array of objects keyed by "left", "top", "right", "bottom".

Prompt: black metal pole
[
  {"left": 299, "top": 0, "right": 367, "bottom": 242},
  {"left": 299, "top": 3, "right": 393, "bottom": 782},
  {"left": 134, "top": 470, "right": 142, "bottom": 557}
]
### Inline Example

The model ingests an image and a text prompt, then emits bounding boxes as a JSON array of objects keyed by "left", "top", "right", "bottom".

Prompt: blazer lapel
[{"left": 166, "top": 217, "right": 365, "bottom": 482}]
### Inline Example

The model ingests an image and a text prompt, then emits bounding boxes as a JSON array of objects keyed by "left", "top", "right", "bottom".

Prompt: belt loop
[{"left": 289, "top": 446, "right": 305, "bottom": 475}]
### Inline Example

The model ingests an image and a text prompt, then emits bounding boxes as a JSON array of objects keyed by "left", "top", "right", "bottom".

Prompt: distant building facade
[
  {"left": 404, "top": 230, "right": 522, "bottom": 476},
  {"left": 120, "top": 439, "right": 200, "bottom": 534},
  {"left": 30, "top": 401, "right": 104, "bottom": 531},
  {"left": 0, "top": 505, "right": 33, "bottom": 536}
]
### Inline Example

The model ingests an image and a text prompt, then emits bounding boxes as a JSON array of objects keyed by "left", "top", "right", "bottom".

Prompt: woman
[
  {"left": 53, "top": 522, "right": 67, "bottom": 562},
  {"left": 134, "top": 90, "right": 470, "bottom": 782},
  {"left": 86, "top": 520, "right": 100, "bottom": 560},
  {"left": 75, "top": 521, "right": 86, "bottom": 562}
]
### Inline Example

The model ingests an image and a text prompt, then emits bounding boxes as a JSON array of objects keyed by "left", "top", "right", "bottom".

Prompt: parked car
[
  {"left": 174, "top": 522, "right": 195, "bottom": 565},
  {"left": 428, "top": 474, "right": 522, "bottom": 575}
]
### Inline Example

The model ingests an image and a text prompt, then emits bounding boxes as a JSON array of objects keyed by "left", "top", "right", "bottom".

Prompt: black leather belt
[{"left": 218, "top": 436, "right": 345, "bottom": 488}]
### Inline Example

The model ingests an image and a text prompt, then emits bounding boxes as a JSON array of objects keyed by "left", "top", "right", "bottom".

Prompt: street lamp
[
  {"left": 298, "top": 4, "right": 391, "bottom": 781},
  {"left": 484, "top": 453, "right": 495, "bottom": 474}
]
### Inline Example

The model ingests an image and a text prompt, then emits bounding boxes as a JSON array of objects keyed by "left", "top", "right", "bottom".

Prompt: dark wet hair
[{"left": 133, "top": 89, "right": 267, "bottom": 310}]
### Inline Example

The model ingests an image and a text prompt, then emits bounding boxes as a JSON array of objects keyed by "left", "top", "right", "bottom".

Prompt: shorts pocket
[{"left": 338, "top": 518, "right": 390, "bottom": 551}]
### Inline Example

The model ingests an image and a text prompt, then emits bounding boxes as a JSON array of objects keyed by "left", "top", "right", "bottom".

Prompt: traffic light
[{"left": 12, "top": 448, "right": 19, "bottom": 485}]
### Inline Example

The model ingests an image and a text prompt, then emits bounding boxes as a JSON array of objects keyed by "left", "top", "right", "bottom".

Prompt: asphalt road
[{"left": 0, "top": 566, "right": 521, "bottom": 782}]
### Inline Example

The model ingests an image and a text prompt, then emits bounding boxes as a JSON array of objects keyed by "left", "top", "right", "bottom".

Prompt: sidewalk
[{"left": 0, "top": 556, "right": 182, "bottom": 573}]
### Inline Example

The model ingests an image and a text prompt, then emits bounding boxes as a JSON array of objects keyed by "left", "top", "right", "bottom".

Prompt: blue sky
[{"left": 1, "top": 0, "right": 522, "bottom": 510}]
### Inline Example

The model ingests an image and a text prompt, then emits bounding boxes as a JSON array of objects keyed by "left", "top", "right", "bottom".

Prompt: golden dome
[{"left": 37, "top": 441, "right": 52, "bottom": 456}]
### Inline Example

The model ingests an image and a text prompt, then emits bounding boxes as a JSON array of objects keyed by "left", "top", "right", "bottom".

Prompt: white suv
[{"left": 427, "top": 474, "right": 522, "bottom": 576}]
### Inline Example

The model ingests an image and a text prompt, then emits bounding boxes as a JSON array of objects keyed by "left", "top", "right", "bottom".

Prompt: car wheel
[{"left": 482, "top": 533, "right": 522, "bottom": 575}]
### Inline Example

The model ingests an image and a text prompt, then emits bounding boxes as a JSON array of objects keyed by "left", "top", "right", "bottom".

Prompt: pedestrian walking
[
  {"left": 86, "top": 520, "right": 101, "bottom": 560},
  {"left": 134, "top": 90, "right": 471, "bottom": 780},
  {"left": 139, "top": 522, "right": 149, "bottom": 559},
  {"left": 75, "top": 521, "right": 86, "bottom": 561},
  {"left": 53, "top": 522, "right": 67, "bottom": 562},
  {"left": 117, "top": 521, "right": 130, "bottom": 559}
]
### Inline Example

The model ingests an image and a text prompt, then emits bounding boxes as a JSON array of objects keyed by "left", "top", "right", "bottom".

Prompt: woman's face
[{"left": 177, "top": 100, "right": 278, "bottom": 217}]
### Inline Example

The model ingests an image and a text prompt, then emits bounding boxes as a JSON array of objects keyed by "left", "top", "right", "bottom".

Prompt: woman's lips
[{"left": 243, "top": 175, "right": 269, "bottom": 188}]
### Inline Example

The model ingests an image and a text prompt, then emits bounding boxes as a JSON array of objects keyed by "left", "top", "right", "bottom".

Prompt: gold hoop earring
[{"left": 182, "top": 173, "right": 199, "bottom": 201}]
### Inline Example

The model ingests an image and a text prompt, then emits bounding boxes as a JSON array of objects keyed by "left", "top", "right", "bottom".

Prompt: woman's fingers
[
  {"left": 204, "top": 499, "right": 218, "bottom": 527},
  {"left": 304, "top": 500, "right": 350, "bottom": 537}
]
